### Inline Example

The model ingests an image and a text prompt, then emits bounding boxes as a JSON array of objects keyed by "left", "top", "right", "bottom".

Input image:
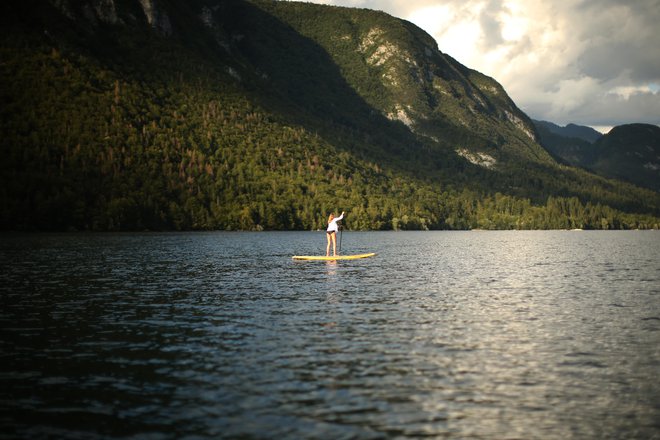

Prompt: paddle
[{"left": 339, "top": 223, "right": 343, "bottom": 254}]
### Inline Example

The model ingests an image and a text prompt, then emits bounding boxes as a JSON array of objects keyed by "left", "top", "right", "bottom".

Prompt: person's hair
[{"left": 328, "top": 214, "right": 334, "bottom": 223}]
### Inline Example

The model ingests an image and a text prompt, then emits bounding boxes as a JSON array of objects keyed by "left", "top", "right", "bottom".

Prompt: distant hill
[
  {"left": 589, "top": 124, "right": 660, "bottom": 191},
  {"left": 534, "top": 120, "right": 603, "bottom": 143},
  {"left": 1, "top": 0, "right": 659, "bottom": 230},
  {"left": 533, "top": 120, "right": 597, "bottom": 166},
  {"left": 534, "top": 120, "right": 660, "bottom": 192}
]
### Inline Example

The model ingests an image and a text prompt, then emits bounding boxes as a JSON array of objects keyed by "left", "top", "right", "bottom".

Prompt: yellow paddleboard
[{"left": 292, "top": 253, "right": 376, "bottom": 261}]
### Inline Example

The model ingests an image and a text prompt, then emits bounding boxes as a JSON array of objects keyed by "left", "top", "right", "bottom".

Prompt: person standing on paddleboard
[{"left": 326, "top": 211, "right": 345, "bottom": 256}]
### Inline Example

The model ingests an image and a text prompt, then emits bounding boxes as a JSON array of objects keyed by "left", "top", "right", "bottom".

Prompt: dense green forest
[{"left": 1, "top": 0, "right": 659, "bottom": 231}]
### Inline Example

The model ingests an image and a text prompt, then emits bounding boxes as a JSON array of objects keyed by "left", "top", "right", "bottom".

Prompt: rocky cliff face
[
  {"left": 246, "top": 1, "right": 550, "bottom": 167},
  {"left": 47, "top": 0, "right": 170, "bottom": 33}
]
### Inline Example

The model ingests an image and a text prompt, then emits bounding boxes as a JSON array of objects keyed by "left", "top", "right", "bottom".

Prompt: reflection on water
[
  {"left": 325, "top": 260, "right": 338, "bottom": 277},
  {"left": 1, "top": 231, "right": 659, "bottom": 439}
]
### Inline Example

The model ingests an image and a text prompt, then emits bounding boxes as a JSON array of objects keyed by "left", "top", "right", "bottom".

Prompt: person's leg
[
  {"left": 326, "top": 233, "right": 331, "bottom": 256},
  {"left": 331, "top": 232, "right": 337, "bottom": 256}
]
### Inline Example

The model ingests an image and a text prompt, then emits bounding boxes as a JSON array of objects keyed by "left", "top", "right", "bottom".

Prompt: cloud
[{"left": 297, "top": 0, "right": 660, "bottom": 130}]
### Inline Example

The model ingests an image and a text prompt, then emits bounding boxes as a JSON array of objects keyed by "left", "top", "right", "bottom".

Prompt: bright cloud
[
  {"left": 297, "top": 0, "right": 660, "bottom": 130},
  {"left": 408, "top": 5, "right": 482, "bottom": 60}
]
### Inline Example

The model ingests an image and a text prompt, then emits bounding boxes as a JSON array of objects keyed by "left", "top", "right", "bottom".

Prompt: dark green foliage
[{"left": 1, "top": 0, "right": 659, "bottom": 231}]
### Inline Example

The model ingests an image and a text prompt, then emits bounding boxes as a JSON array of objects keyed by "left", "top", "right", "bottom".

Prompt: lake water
[{"left": 1, "top": 231, "right": 659, "bottom": 439}]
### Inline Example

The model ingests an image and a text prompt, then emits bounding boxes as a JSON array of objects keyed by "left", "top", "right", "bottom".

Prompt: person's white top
[{"left": 327, "top": 213, "right": 344, "bottom": 233}]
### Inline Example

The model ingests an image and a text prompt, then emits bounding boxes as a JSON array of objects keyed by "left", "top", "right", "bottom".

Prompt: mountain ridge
[
  {"left": 533, "top": 120, "right": 603, "bottom": 144},
  {"left": 534, "top": 119, "right": 660, "bottom": 191},
  {"left": 1, "top": 0, "right": 659, "bottom": 230},
  {"left": 590, "top": 123, "right": 660, "bottom": 191}
]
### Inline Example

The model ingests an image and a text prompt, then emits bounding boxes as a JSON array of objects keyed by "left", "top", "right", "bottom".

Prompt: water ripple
[{"left": 1, "top": 231, "right": 659, "bottom": 439}]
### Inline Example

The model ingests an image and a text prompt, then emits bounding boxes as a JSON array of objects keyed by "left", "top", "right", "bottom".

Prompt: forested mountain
[
  {"left": 535, "top": 121, "right": 660, "bottom": 192},
  {"left": 534, "top": 120, "right": 603, "bottom": 144},
  {"left": 533, "top": 120, "right": 599, "bottom": 167},
  {"left": 589, "top": 124, "right": 660, "bottom": 192},
  {"left": 1, "top": 0, "right": 659, "bottom": 230}
]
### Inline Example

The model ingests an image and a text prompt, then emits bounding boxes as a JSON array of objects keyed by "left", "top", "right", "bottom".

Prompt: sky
[{"left": 299, "top": 0, "right": 660, "bottom": 133}]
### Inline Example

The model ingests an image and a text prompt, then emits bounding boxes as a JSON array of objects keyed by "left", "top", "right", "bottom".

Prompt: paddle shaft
[{"left": 339, "top": 225, "right": 342, "bottom": 253}]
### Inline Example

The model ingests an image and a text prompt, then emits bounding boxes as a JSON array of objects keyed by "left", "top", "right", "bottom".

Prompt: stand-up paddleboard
[{"left": 292, "top": 253, "right": 376, "bottom": 261}]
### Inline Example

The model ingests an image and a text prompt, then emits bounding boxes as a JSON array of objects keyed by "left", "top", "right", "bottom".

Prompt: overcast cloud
[{"left": 301, "top": 0, "right": 660, "bottom": 132}]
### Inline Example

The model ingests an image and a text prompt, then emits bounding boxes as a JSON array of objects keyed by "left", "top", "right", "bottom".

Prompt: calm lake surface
[{"left": 1, "top": 231, "right": 659, "bottom": 439}]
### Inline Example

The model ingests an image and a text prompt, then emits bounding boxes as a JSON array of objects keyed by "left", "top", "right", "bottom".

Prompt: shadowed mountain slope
[{"left": 1, "top": 0, "right": 658, "bottom": 230}]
